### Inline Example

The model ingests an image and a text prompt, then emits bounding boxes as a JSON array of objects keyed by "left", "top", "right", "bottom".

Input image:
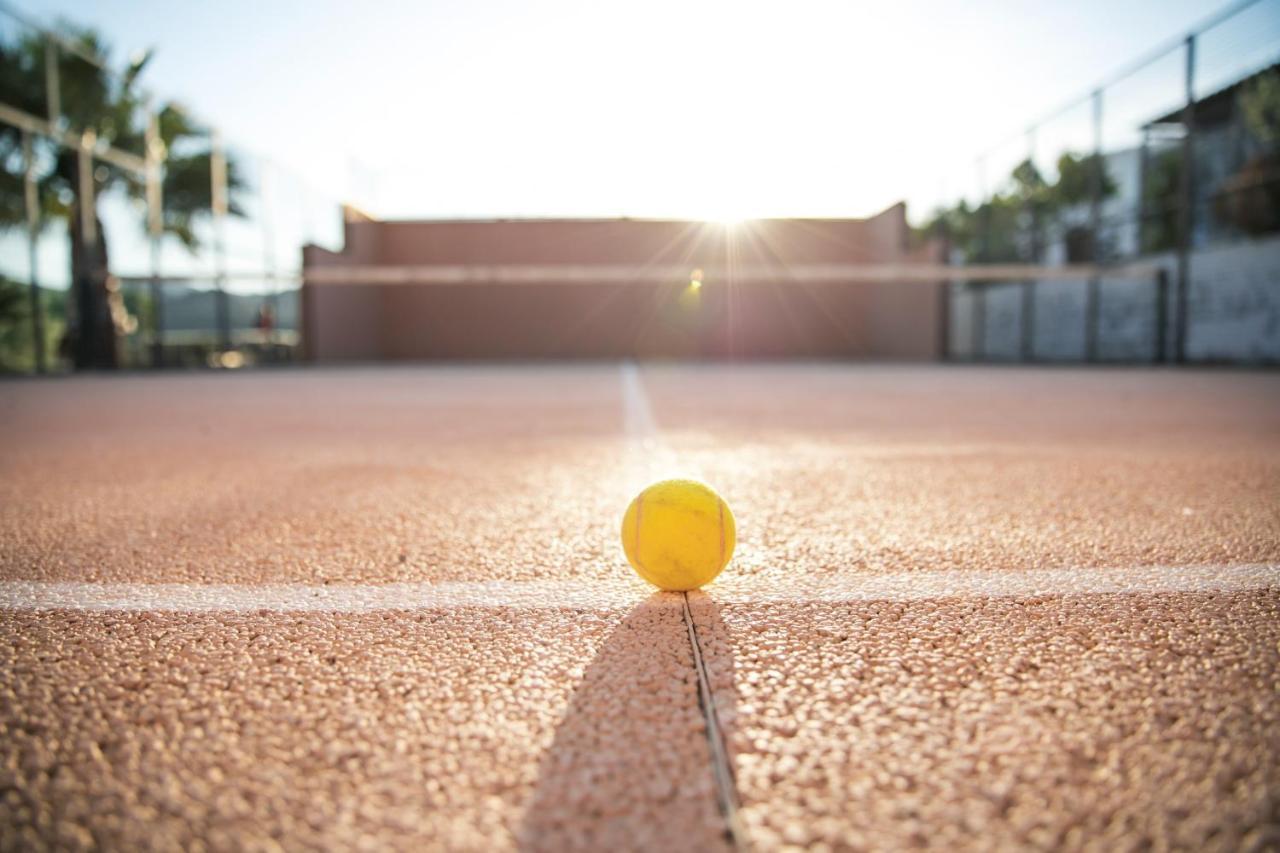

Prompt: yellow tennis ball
[{"left": 621, "top": 478, "right": 736, "bottom": 591}]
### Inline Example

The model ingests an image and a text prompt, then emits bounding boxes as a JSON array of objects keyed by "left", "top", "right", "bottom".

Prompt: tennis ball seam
[
  {"left": 633, "top": 491, "right": 650, "bottom": 581},
  {"left": 718, "top": 499, "right": 725, "bottom": 569}
]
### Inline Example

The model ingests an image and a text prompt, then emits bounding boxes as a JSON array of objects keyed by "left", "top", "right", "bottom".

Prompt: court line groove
[{"left": 683, "top": 591, "right": 750, "bottom": 852}]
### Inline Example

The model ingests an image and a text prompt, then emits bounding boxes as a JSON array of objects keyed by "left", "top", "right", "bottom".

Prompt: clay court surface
[{"left": 1, "top": 364, "right": 1278, "bottom": 851}]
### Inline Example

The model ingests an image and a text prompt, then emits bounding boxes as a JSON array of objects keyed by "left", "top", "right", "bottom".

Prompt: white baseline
[{"left": 0, "top": 563, "right": 1275, "bottom": 613}]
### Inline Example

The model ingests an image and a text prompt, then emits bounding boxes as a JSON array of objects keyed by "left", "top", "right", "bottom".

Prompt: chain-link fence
[
  {"left": 2, "top": 2, "right": 1278, "bottom": 371},
  {"left": 0, "top": 2, "right": 344, "bottom": 373},
  {"left": 918, "top": 0, "right": 1280, "bottom": 364}
]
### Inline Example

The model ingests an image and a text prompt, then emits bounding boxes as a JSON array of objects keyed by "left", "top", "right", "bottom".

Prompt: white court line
[
  {"left": 0, "top": 564, "right": 1275, "bottom": 613},
  {"left": 620, "top": 361, "right": 693, "bottom": 491},
  {"left": 6, "top": 368, "right": 1272, "bottom": 614},
  {"left": 620, "top": 361, "right": 658, "bottom": 441}
]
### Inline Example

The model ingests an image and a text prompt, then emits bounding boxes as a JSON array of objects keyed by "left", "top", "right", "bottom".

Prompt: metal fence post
[
  {"left": 1154, "top": 267, "right": 1169, "bottom": 363},
  {"left": 211, "top": 130, "right": 231, "bottom": 355},
  {"left": 43, "top": 37, "right": 60, "bottom": 128},
  {"left": 935, "top": 212, "right": 951, "bottom": 362},
  {"left": 976, "top": 156, "right": 989, "bottom": 361},
  {"left": 260, "top": 160, "right": 279, "bottom": 358},
  {"left": 1175, "top": 34, "right": 1196, "bottom": 364},
  {"left": 1021, "top": 127, "right": 1037, "bottom": 362},
  {"left": 1085, "top": 89, "right": 1103, "bottom": 363},
  {"left": 146, "top": 107, "right": 165, "bottom": 368},
  {"left": 22, "top": 131, "right": 46, "bottom": 373},
  {"left": 75, "top": 132, "right": 99, "bottom": 368},
  {"left": 1138, "top": 127, "right": 1151, "bottom": 255}
]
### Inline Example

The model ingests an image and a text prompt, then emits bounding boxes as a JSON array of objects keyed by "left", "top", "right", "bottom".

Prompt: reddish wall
[{"left": 304, "top": 206, "right": 941, "bottom": 361}]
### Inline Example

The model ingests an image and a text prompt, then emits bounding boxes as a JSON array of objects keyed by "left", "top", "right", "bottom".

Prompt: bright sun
[
  {"left": 698, "top": 210, "right": 749, "bottom": 226},
  {"left": 693, "top": 192, "right": 753, "bottom": 225}
]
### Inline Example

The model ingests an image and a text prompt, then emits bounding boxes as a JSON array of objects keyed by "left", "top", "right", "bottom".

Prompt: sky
[{"left": 9, "top": 0, "right": 1251, "bottom": 224}]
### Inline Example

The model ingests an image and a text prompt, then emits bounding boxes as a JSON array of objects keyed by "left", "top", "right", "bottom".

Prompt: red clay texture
[
  {"left": 0, "top": 600, "right": 725, "bottom": 852},
  {"left": 712, "top": 591, "right": 1280, "bottom": 851},
  {"left": 1, "top": 367, "right": 1277, "bottom": 585},
  {"left": 0, "top": 364, "right": 1278, "bottom": 850}
]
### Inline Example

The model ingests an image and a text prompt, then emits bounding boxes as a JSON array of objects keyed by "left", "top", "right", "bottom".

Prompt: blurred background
[{"left": 0, "top": 0, "right": 1276, "bottom": 372}]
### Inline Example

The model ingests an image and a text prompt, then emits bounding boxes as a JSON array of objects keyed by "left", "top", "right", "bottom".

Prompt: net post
[
  {"left": 1174, "top": 34, "right": 1196, "bottom": 365},
  {"left": 22, "top": 131, "right": 46, "bottom": 373}
]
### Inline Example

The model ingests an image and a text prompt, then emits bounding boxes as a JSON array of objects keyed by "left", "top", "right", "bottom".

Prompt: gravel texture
[
  {"left": 1, "top": 364, "right": 1277, "bottom": 850},
  {"left": 0, "top": 600, "right": 726, "bottom": 852},
  {"left": 714, "top": 591, "right": 1280, "bottom": 851}
]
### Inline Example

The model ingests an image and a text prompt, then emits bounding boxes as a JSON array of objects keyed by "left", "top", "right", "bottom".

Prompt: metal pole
[
  {"left": 1138, "top": 127, "right": 1151, "bottom": 255},
  {"left": 1085, "top": 89, "right": 1103, "bottom": 363},
  {"left": 43, "top": 37, "right": 60, "bottom": 128},
  {"left": 1154, "top": 267, "right": 1169, "bottom": 364},
  {"left": 936, "top": 214, "right": 951, "bottom": 362},
  {"left": 211, "top": 130, "right": 231, "bottom": 355},
  {"left": 145, "top": 107, "right": 165, "bottom": 368},
  {"left": 77, "top": 135, "right": 96, "bottom": 257},
  {"left": 260, "top": 160, "right": 280, "bottom": 360},
  {"left": 1021, "top": 127, "right": 1037, "bottom": 362},
  {"left": 1138, "top": 126, "right": 1162, "bottom": 363},
  {"left": 1175, "top": 35, "right": 1196, "bottom": 364},
  {"left": 938, "top": 275, "right": 951, "bottom": 363},
  {"left": 76, "top": 133, "right": 99, "bottom": 368},
  {"left": 976, "top": 157, "right": 989, "bottom": 361},
  {"left": 22, "top": 131, "right": 46, "bottom": 373}
]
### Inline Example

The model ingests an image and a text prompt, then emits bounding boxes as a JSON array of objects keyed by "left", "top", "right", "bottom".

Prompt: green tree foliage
[
  {"left": 1144, "top": 69, "right": 1280, "bottom": 247},
  {"left": 1215, "top": 70, "right": 1280, "bottom": 236},
  {"left": 916, "top": 153, "right": 1116, "bottom": 262},
  {"left": 0, "top": 22, "right": 245, "bottom": 369},
  {"left": 1240, "top": 71, "right": 1280, "bottom": 149},
  {"left": 0, "top": 277, "right": 65, "bottom": 372},
  {"left": 1141, "top": 148, "right": 1182, "bottom": 253}
]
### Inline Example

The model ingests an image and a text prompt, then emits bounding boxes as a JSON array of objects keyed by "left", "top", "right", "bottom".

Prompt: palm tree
[{"left": 0, "top": 21, "right": 244, "bottom": 368}]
